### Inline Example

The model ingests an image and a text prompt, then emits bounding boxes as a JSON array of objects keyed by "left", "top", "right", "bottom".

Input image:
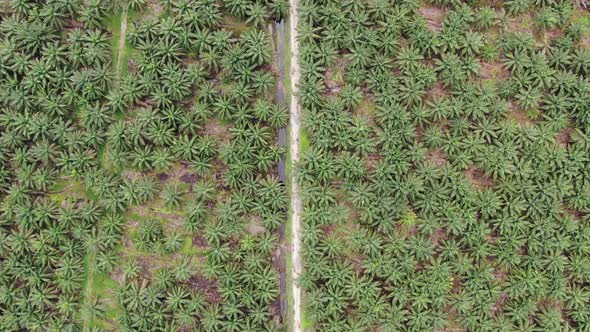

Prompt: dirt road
[{"left": 288, "top": 0, "right": 303, "bottom": 331}]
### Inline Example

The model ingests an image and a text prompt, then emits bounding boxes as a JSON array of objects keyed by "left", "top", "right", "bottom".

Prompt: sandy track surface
[{"left": 288, "top": 0, "right": 303, "bottom": 331}]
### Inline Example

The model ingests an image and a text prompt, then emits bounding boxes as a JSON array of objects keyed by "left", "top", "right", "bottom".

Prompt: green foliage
[
  {"left": 0, "top": 0, "right": 285, "bottom": 330},
  {"left": 296, "top": 0, "right": 590, "bottom": 330}
]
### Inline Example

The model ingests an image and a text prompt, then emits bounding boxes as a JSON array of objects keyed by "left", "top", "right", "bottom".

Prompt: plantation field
[
  {"left": 0, "top": 0, "right": 589, "bottom": 332},
  {"left": 0, "top": 0, "right": 288, "bottom": 331},
  {"left": 295, "top": 0, "right": 590, "bottom": 331}
]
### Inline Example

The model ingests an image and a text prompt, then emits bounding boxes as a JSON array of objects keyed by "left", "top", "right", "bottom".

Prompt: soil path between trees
[
  {"left": 288, "top": 0, "right": 303, "bottom": 331},
  {"left": 82, "top": 251, "right": 97, "bottom": 331},
  {"left": 116, "top": 7, "right": 128, "bottom": 82}
]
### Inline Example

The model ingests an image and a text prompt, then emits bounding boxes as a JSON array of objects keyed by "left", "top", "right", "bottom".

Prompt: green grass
[
  {"left": 223, "top": 15, "right": 250, "bottom": 35},
  {"left": 299, "top": 131, "right": 310, "bottom": 153},
  {"left": 180, "top": 237, "right": 207, "bottom": 256},
  {"left": 357, "top": 98, "right": 376, "bottom": 117},
  {"left": 107, "top": 8, "right": 136, "bottom": 79},
  {"left": 46, "top": 178, "right": 85, "bottom": 204},
  {"left": 84, "top": 259, "right": 124, "bottom": 330},
  {"left": 107, "top": 11, "right": 123, "bottom": 66},
  {"left": 572, "top": 10, "right": 590, "bottom": 33}
]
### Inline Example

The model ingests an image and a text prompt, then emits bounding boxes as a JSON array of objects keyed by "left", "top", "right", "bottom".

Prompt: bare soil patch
[
  {"left": 479, "top": 61, "right": 510, "bottom": 81},
  {"left": 365, "top": 153, "right": 384, "bottom": 172},
  {"left": 153, "top": 211, "right": 184, "bottom": 227},
  {"left": 204, "top": 119, "right": 231, "bottom": 145},
  {"left": 506, "top": 13, "right": 534, "bottom": 33},
  {"left": 246, "top": 216, "right": 266, "bottom": 235},
  {"left": 545, "top": 28, "right": 564, "bottom": 40},
  {"left": 147, "top": 0, "right": 164, "bottom": 17},
  {"left": 506, "top": 105, "right": 535, "bottom": 127},
  {"left": 188, "top": 275, "right": 221, "bottom": 303},
  {"left": 425, "top": 82, "right": 448, "bottom": 101},
  {"left": 325, "top": 77, "right": 342, "bottom": 96},
  {"left": 129, "top": 206, "right": 184, "bottom": 228},
  {"left": 427, "top": 149, "right": 448, "bottom": 166},
  {"left": 168, "top": 163, "right": 189, "bottom": 179},
  {"left": 419, "top": 6, "right": 447, "bottom": 32},
  {"left": 464, "top": 166, "right": 494, "bottom": 189},
  {"left": 130, "top": 206, "right": 150, "bottom": 219},
  {"left": 430, "top": 228, "right": 446, "bottom": 246},
  {"left": 158, "top": 173, "right": 170, "bottom": 182},
  {"left": 121, "top": 170, "right": 142, "bottom": 180},
  {"left": 492, "top": 292, "right": 509, "bottom": 315},
  {"left": 193, "top": 236, "right": 208, "bottom": 248},
  {"left": 320, "top": 224, "right": 337, "bottom": 236},
  {"left": 351, "top": 256, "right": 364, "bottom": 273},
  {"left": 556, "top": 128, "right": 572, "bottom": 147},
  {"left": 179, "top": 173, "right": 198, "bottom": 184}
]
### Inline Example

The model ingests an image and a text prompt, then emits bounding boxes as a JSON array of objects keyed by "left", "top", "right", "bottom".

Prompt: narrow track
[
  {"left": 115, "top": 7, "right": 128, "bottom": 83},
  {"left": 288, "top": 0, "right": 303, "bottom": 331},
  {"left": 81, "top": 251, "right": 97, "bottom": 331}
]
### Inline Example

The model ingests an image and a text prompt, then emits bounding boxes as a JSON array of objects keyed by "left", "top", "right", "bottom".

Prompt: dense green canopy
[{"left": 296, "top": 0, "right": 590, "bottom": 331}]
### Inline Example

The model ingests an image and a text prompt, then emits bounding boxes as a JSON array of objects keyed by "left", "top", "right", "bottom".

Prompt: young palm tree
[{"left": 161, "top": 181, "right": 186, "bottom": 209}]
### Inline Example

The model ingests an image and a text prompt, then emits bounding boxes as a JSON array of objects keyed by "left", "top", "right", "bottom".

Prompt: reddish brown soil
[
  {"left": 464, "top": 166, "right": 494, "bottom": 189},
  {"left": 320, "top": 224, "right": 337, "bottom": 236},
  {"left": 556, "top": 128, "right": 571, "bottom": 147},
  {"left": 147, "top": 0, "right": 164, "bottom": 17},
  {"left": 545, "top": 28, "right": 564, "bottom": 40},
  {"left": 350, "top": 256, "right": 364, "bottom": 273},
  {"left": 425, "top": 82, "right": 448, "bottom": 101},
  {"left": 326, "top": 82, "right": 341, "bottom": 94},
  {"left": 415, "top": 127, "right": 424, "bottom": 143},
  {"left": 431, "top": 228, "right": 446, "bottom": 246},
  {"left": 366, "top": 153, "right": 384, "bottom": 171},
  {"left": 187, "top": 275, "right": 221, "bottom": 303},
  {"left": 179, "top": 173, "right": 198, "bottom": 184},
  {"left": 492, "top": 292, "right": 509, "bottom": 315},
  {"left": 419, "top": 6, "right": 447, "bottom": 32},
  {"left": 193, "top": 236, "right": 208, "bottom": 247}
]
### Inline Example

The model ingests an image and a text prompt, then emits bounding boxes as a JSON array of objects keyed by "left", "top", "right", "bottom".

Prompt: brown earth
[
  {"left": 187, "top": 275, "right": 222, "bottom": 303},
  {"left": 464, "top": 166, "right": 494, "bottom": 189},
  {"left": 479, "top": 61, "right": 510, "bottom": 81},
  {"left": 204, "top": 119, "right": 231, "bottom": 145},
  {"left": 419, "top": 6, "right": 447, "bottom": 32},
  {"left": 556, "top": 128, "right": 572, "bottom": 147},
  {"left": 425, "top": 82, "right": 448, "bottom": 101},
  {"left": 427, "top": 149, "right": 448, "bottom": 166}
]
